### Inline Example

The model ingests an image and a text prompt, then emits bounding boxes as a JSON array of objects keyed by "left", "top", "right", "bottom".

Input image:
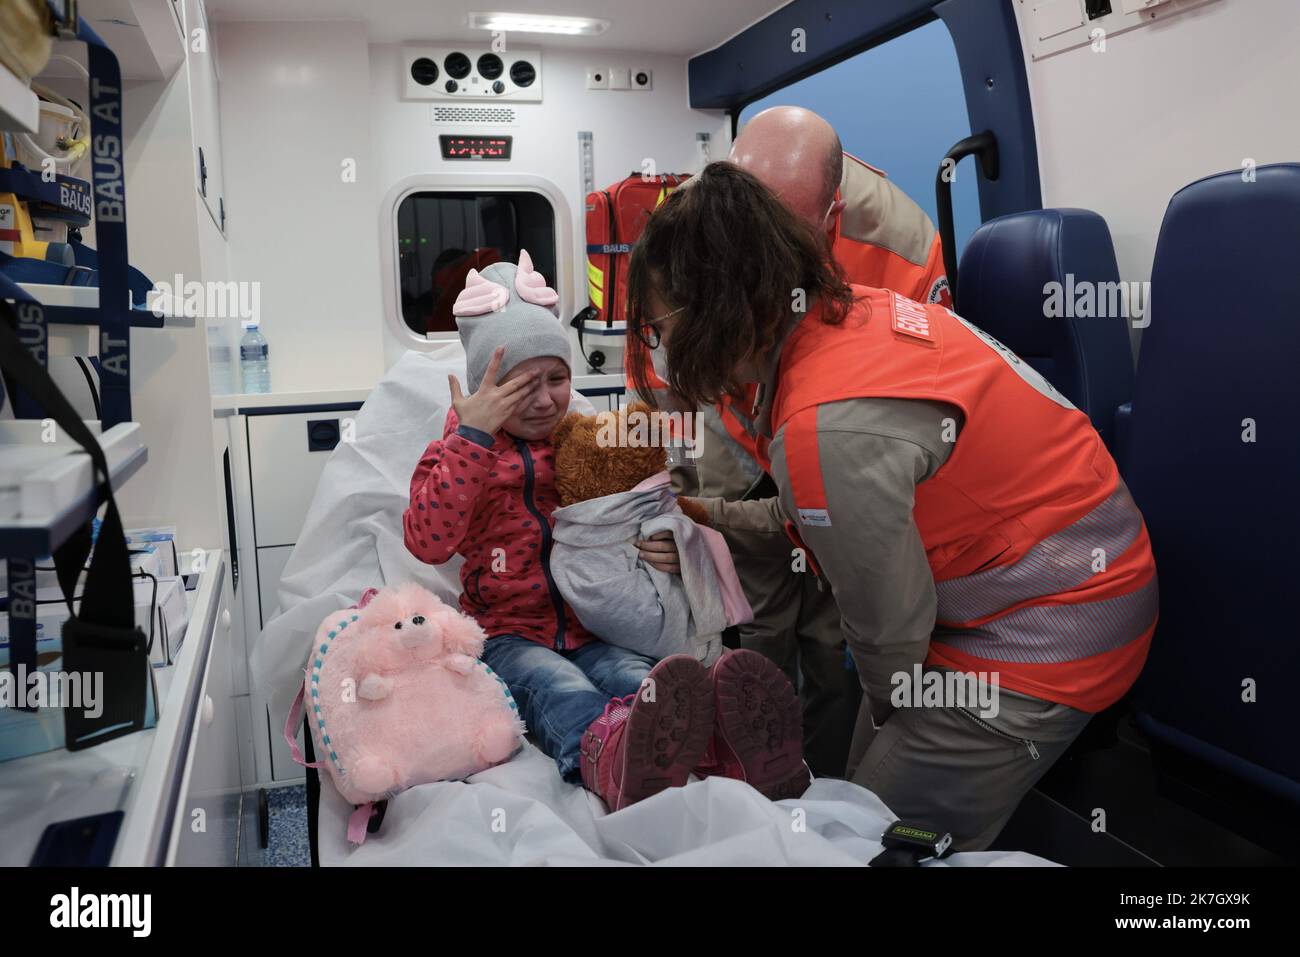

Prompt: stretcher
[{"left": 253, "top": 346, "right": 1054, "bottom": 866}]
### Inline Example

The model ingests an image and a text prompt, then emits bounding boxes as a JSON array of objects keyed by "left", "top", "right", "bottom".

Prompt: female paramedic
[{"left": 625, "top": 162, "right": 1159, "bottom": 851}]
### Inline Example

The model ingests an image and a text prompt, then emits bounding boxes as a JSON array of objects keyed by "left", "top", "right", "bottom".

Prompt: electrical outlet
[
  {"left": 631, "top": 68, "right": 652, "bottom": 90},
  {"left": 585, "top": 66, "right": 609, "bottom": 90}
]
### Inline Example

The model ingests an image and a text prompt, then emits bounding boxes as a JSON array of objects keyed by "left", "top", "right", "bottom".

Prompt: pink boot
[
  {"left": 579, "top": 654, "right": 714, "bottom": 811},
  {"left": 696, "top": 649, "right": 811, "bottom": 800}
]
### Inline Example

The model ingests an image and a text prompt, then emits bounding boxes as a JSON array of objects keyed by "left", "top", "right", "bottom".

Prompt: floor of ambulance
[{"left": 258, "top": 714, "right": 1292, "bottom": 867}]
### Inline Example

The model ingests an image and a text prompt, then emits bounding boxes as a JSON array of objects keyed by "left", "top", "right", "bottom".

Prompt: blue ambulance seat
[
  {"left": 956, "top": 209, "right": 1134, "bottom": 451},
  {"left": 1128, "top": 164, "right": 1300, "bottom": 812}
]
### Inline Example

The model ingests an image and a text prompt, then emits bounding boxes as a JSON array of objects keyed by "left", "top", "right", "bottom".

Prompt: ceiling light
[{"left": 467, "top": 12, "right": 611, "bottom": 36}]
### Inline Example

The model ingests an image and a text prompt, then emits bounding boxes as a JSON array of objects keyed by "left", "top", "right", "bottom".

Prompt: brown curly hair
[{"left": 625, "top": 162, "right": 856, "bottom": 409}]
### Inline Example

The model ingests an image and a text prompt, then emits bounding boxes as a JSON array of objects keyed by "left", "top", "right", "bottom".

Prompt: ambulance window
[
  {"left": 396, "top": 191, "right": 557, "bottom": 335},
  {"left": 738, "top": 18, "right": 980, "bottom": 258}
]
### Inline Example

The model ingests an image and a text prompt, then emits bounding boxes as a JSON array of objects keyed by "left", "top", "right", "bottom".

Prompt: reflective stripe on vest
[
  {"left": 937, "top": 576, "right": 1158, "bottom": 665},
  {"left": 935, "top": 480, "right": 1144, "bottom": 625}
]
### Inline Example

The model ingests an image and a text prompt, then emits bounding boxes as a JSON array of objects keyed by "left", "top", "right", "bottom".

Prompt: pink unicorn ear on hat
[
  {"left": 514, "top": 249, "right": 559, "bottom": 308},
  {"left": 452, "top": 268, "right": 510, "bottom": 316}
]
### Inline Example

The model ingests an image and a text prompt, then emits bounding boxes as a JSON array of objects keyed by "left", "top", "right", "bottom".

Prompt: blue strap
[
  {"left": 586, "top": 243, "right": 634, "bottom": 255},
  {"left": 0, "top": 270, "right": 48, "bottom": 419},
  {"left": 68, "top": 238, "right": 155, "bottom": 306},
  {"left": 0, "top": 163, "right": 92, "bottom": 225},
  {"left": 66, "top": 15, "right": 132, "bottom": 428},
  {"left": 0, "top": 248, "right": 96, "bottom": 287},
  {"left": 0, "top": 246, "right": 156, "bottom": 310}
]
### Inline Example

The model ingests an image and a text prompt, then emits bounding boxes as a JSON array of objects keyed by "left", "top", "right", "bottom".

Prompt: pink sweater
[{"left": 404, "top": 409, "right": 596, "bottom": 651}]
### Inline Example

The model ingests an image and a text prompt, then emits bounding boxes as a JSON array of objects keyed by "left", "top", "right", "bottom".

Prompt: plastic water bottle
[
  {"left": 239, "top": 322, "right": 270, "bottom": 394},
  {"left": 208, "top": 337, "right": 235, "bottom": 394}
]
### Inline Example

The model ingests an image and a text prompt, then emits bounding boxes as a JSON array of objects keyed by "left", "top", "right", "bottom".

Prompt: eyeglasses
[{"left": 636, "top": 305, "right": 684, "bottom": 350}]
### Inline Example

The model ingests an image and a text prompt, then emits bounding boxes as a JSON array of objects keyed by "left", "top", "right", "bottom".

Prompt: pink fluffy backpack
[{"left": 285, "top": 582, "right": 525, "bottom": 843}]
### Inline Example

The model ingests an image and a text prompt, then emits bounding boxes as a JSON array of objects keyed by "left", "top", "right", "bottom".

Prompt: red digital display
[{"left": 439, "top": 135, "right": 513, "bottom": 160}]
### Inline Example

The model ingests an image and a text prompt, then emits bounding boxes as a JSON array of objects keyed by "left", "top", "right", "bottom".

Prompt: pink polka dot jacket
[{"left": 404, "top": 408, "right": 596, "bottom": 651}]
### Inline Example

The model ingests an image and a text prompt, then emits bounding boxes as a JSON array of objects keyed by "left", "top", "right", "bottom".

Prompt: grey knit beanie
[{"left": 453, "top": 249, "right": 573, "bottom": 392}]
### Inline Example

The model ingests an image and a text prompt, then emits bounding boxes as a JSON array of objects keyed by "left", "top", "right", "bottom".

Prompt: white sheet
[
  {"left": 319, "top": 741, "right": 1054, "bottom": 866},
  {"left": 256, "top": 347, "right": 1054, "bottom": 867}
]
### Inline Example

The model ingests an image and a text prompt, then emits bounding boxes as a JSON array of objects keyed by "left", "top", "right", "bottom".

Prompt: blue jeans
[{"left": 481, "top": 635, "right": 656, "bottom": 782}]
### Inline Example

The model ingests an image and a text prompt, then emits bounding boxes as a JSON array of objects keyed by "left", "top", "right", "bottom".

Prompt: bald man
[{"left": 669, "top": 107, "right": 950, "bottom": 778}]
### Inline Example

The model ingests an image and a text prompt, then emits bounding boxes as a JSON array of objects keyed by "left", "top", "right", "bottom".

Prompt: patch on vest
[
  {"left": 798, "top": 508, "right": 832, "bottom": 527},
  {"left": 927, "top": 276, "right": 950, "bottom": 305},
  {"left": 890, "top": 293, "right": 936, "bottom": 342}
]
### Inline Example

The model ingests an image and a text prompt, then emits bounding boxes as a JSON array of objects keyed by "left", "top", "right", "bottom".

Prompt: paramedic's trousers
[
  {"left": 482, "top": 635, "right": 655, "bottom": 783},
  {"left": 732, "top": 549, "right": 862, "bottom": 779},
  {"left": 845, "top": 668, "right": 1093, "bottom": 852}
]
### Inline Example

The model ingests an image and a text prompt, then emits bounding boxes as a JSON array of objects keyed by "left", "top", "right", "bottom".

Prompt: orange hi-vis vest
[
  {"left": 714, "top": 152, "right": 949, "bottom": 463},
  {"left": 759, "top": 286, "right": 1158, "bottom": 713}
]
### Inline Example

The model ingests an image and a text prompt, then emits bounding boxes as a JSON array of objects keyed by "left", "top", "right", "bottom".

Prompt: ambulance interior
[{"left": 1, "top": 0, "right": 1297, "bottom": 868}]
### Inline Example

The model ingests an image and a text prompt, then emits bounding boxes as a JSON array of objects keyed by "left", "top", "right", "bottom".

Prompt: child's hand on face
[
  {"left": 637, "top": 531, "right": 681, "bottom": 575},
  {"left": 449, "top": 346, "right": 538, "bottom": 435}
]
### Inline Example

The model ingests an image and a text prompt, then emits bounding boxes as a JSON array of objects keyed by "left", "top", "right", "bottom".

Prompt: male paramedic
[
  {"left": 635, "top": 105, "right": 950, "bottom": 778},
  {"left": 625, "top": 161, "right": 1158, "bottom": 851}
]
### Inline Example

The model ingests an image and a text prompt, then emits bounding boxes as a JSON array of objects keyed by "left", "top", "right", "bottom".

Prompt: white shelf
[
  {"left": 38, "top": 0, "right": 186, "bottom": 82},
  {"left": 18, "top": 281, "right": 191, "bottom": 324},
  {"left": 575, "top": 372, "right": 625, "bottom": 393},
  {"left": 205, "top": 376, "right": 627, "bottom": 415},
  {"left": 0, "top": 551, "right": 225, "bottom": 866},
  {"left": 0, "top": 60, "right": 39, "bottom": 133},
  {"left": 0, "top": 420, "right": 148, "bottom": 556},
  {"left": 210, "top": 388, "right": 372, "bottom": 413},
  {"left": 17, "top": 282, "right": 193, "bottom": 357}
]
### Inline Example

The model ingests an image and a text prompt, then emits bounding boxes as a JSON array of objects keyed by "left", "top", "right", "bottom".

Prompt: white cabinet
[
  {"left": 185, "top": 0, "right": 227, "bottom": 233},
  {"left": 216, "top": 398, "right": 365, "bottom": 785},
  {"left": 246, "top": 411, "right": 349, "bottom": 548},
  {"left": 256, "top": 544, "right": 293, "bottom": 626},
  {"left": 168, "top": 575, "right": 242, "bottom": 865}
]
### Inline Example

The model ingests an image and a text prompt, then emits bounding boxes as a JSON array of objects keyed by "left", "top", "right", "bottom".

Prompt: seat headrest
[
  {"left": 957, "top": 208, "right": 1122, "bottom": 357},
  {"left": 956, "top": 208, "right": 1134, "bottom": 442},
  {"left": 1150, "top": 163, "right": 1300, "bottom": 331},
  {"left": 1133, "top": 162, "right": 1300, "bottom": 453}
]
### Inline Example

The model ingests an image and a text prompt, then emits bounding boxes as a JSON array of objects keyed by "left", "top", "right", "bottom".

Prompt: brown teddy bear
[
  {"left": 547, "top": 401, "right": 747, "bottom": 664},
  {"left": 552, "top": 401, "right": 709, "bottom": 524}
]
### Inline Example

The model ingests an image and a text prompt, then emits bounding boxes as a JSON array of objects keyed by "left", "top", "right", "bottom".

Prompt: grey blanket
[{"left": 550, "top": 477, "right": 732, "bottom": 664}]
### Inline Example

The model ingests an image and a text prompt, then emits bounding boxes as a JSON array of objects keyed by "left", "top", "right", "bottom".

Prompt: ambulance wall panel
[
  {"left": 1013, "top": 0, "right": 1300, "bottom": 302},
  {"left": 214, "top": 20, "right": 388, "bottom": 395},
  {"left": 214, "top": 20, "right": 729, "bottom": 392},
  {"left": 368, "top": 43, "right": 730, "bottom": 371}
]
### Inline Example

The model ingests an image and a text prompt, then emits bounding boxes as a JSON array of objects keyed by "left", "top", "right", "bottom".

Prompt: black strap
[
  {"left": 868, "top": 846, "right": 924, "bottom": 867},
  {"left": 569, "top": 304, "right": 603, "bottom": 371},
  {"left": 0, "top": 304, "right": 148, "bottom": 748}
]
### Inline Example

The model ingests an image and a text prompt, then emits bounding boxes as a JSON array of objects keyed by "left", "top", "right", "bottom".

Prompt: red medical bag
[{"left": 582, "top": 172, "right": 690, "bottom": 329}]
